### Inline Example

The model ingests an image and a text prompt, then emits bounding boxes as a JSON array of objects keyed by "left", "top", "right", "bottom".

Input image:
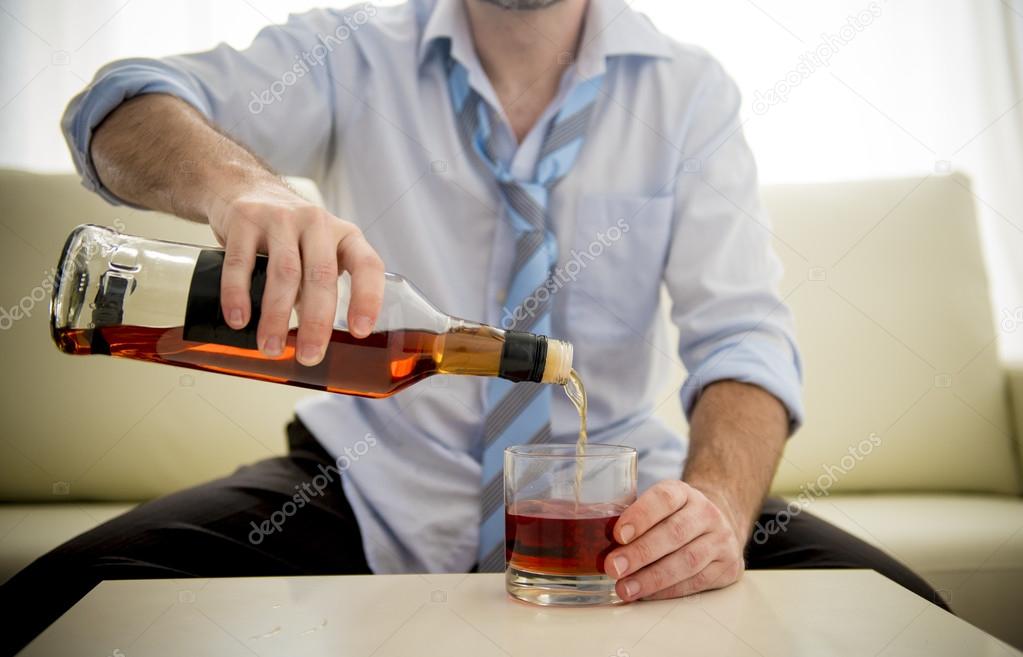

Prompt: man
[{"left": 2, "top": 0, "right": 943, "bottom": 651}]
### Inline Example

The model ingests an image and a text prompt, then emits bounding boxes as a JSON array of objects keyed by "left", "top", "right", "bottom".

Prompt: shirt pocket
[{"left": 564, "top": 193, "right": 675, "bottom": 342}]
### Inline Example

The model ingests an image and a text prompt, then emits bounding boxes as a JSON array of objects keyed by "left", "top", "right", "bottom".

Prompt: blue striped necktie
[{"left": 446, "top": 58, "right": 604, "bottom": 572}]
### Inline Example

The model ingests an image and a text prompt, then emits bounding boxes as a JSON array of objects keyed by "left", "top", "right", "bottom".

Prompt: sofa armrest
[{"left": 1009, "top": 362, "right": 1023, "bottom": 475}]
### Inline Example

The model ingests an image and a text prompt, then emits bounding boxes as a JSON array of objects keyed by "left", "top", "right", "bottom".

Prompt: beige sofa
[{"left": 1, "top": 170, "right": 1021, "bottom": 647}]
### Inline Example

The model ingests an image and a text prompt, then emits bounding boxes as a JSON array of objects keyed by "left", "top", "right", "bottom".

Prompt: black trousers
[{"left": 0, "top": 419, "right": 946, "bottom": 654}]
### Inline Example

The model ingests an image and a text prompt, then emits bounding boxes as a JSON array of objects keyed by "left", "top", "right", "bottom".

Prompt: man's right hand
[
  {"left": 88, "top": 95, "right": 385, "bottom": 367},
  {"left": 207, "top": 183, "right": 385, "bottom": 367}
]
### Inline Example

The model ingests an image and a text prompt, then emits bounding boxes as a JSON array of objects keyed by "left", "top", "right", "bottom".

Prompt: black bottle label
[
  {"left": 183, "top": 250, "right": 267, "bottom": 349},
  {"left": 499, "top": 331, "right": 548, "bottom": 383}
]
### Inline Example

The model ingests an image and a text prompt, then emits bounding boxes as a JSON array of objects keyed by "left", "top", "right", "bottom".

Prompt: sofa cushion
[
  {"left": 795, "top": 494, "right": 1023, "bottom": 574},
  {"left": 0, "top": 503, "right": 135, "bottom": 583},
  {"left": 655, "top": 175, "right": 1022, "bottom": 495},
  {"left": 764, "top": 175, "right": 1021, "bottom": 494}
]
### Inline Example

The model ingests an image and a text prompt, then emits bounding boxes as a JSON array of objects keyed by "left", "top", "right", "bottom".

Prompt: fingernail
[
  {"left": 613, "top": 556, "right": 629, "bottom": 577},
  {"left": 619, "top": 524, "right": 635, "bottom": 543},
  {"left": 264, "top": 336, "right": 282, "bottom": 356},
  {"left": 623, "top": 580, "right": 640, "bottom": 598},
  {"left": 229, "top": 308, "right": 243, "bottom": 328},
  {"left": 299, "top": 344, "right": 322, "bottom": 365},
  {"left": 351, "top": 315, "right": 373, "bottom": 337}
]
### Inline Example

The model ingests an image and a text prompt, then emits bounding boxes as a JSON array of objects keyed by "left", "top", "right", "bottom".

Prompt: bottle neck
[{"left": 498, "top": 331, "right": 572, "bottom": 385}]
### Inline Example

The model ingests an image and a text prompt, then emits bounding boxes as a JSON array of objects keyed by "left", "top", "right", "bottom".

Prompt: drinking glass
[{"left": 504, "top": 444, "right": 637, "bottom": 606}]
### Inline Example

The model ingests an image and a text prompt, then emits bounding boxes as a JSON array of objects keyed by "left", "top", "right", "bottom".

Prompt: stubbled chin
[{"left": 476, "top": 0, "right": 566, "bottom": 10}]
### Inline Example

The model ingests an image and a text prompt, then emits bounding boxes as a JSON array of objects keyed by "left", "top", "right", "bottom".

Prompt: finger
[
  {"left": 295, "top": 223, "right": 339, "bottom": 366},
  {"left": 605, "top": 506, "right": 713, "bottom": 578},
  {"left": 614, "top": 481, "right": 690, "bottom": 545},
  {"left": 640, "top": 559, "right": 742, "bottom": 601},
  {"left": 336, "top": 226, "right": 384, "bottom": 338},
  {"left": 615, "top": 533, "right": 719, "bottom": 602},
  {"left": 220, "top": 218, "right": 261, "bottom": 330},
  {"left": 257, "top": 230, "right": 302, "bottom": 357}
]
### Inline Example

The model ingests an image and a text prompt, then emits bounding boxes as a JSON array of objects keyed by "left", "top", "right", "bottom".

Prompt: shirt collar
[
  {"left": 576, "top": 0, "right": 673, "bottom": 77},
  {"left": 416, "top": 0, "right": 673, "bottom": 77},
  {"left": 417, "top": 0, "right": 475, "bottom": 69}
]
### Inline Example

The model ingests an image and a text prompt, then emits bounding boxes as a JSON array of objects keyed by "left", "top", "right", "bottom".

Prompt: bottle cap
[{"left": 541, "top": 339, "right": 573, "bottom": 385}]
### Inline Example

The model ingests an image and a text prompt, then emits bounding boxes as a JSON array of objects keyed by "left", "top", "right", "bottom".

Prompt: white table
[{"left": 20, "top": 570, "right": 1021, "bottom": 656}]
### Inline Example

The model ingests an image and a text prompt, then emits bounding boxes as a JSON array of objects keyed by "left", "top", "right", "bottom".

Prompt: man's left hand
[{"left": 603, "top": 480, "right": 746, "bottom": 601}]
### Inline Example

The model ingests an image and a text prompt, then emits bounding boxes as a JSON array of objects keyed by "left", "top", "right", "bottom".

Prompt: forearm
[
  {"left": 90, "top": 93, "right": 282, "bottom": 223},
  {"left": 87, "top": 90, "right": 385, "bottom": 360},
  {"left": 682, "top": 380, "right": 788, "bottom": 545}
]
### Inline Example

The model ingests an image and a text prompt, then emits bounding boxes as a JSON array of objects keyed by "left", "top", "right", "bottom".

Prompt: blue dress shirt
[{"left": 62, "top": 0, "right": 803, "bottom": 574}]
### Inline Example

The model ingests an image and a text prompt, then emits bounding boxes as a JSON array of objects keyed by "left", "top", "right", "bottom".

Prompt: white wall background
[{"left": 1, "top": 0, "right": 1022, "bottom": 358}]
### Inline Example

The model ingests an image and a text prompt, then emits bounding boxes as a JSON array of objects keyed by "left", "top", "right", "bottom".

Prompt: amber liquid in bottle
[{"left": 53, "top": 323, "right": 509, "bottom": 398}]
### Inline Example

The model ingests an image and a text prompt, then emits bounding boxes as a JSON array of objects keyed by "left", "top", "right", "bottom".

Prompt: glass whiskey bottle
[{"left": 50, "top": 225, "right": 573, "bottom": 397}]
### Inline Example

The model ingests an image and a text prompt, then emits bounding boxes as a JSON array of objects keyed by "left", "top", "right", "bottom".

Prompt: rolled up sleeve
[
  {"left": 61, "top": 7, "right": 366, "bottom": 205},
  {"left": 665, "top": 60, "right": 804, "bottom": 432},
  {"left": 62, "top": 60, "right": 212, "bottom": 207}
]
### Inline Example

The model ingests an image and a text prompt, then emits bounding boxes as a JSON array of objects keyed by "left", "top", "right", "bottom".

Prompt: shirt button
[{"left": 496, "top": 289, "right": 507, "bottom": 305}]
